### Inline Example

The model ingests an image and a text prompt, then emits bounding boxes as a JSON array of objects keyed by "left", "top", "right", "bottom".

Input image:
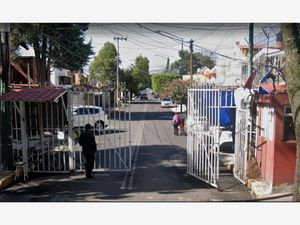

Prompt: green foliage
[
  {"left": 151, "top": 73, "right": 181, "bottom": 94},
  {"left": 120, "top": 68, "right": 138, "bottom": 94},
  {"left": 88, "top": 42, "right": 117, "bottom": 87},
  {"left": 170, "top": 50, "right": 215, "bottom": 75},
  {"left": 132, "top": 55, "right": 151, "bottom": 91},
  {"left": 164, "top": 79, "right": 189, "bottom": 103},
  {"left": 10, "top": 23, "right": 94, "bottom": 85}
]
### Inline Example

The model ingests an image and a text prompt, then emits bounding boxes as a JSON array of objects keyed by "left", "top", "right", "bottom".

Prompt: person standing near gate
[
  {"left": 79, "top": 123, "right": 97, "bottom": 178},
  {"left": 172, "top": 113, "right": 181, "bottom": 135}
]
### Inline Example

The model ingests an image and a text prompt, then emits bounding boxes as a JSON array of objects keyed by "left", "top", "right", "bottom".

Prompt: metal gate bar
[
  {"left": 187, "top": 83, "right": 236, "bottom": 188},
  {"left": 234, "top": 109, "right": 248, "bottom": 183},
  {"left": 187, "top": 87, "right": 220, "bottom": 187},
  {"left": 72, "top": 87, "right": 132, "bottom": 172}
]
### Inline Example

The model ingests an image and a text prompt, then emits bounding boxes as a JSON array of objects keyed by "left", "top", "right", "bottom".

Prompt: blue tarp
[
  {"left": 220, "top": 91, "right": 235, "bottom": 127},
  {"left": 197, "top": 90, "right": 235, "bottom": 127}
]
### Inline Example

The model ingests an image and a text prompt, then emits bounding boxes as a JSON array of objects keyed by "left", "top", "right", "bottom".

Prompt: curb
[{"left": 255, "top": 192, "right": 293, "bottom": 201}]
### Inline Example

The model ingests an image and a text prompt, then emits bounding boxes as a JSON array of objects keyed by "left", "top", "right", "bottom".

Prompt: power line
[
  {"left": 150, "top": 23, "right": 251, "bottom": 31},
  {"left": 92, "top": 25, "right": 179, "bottom": 51},
  {"left": 137, "top": 23, "right": 245, "bottom": 62},
  {"left": 121, "top": 24, "right": 180, "bottom": 51},
  {"left": 42, "top": 32, "right": 90, "bottom": 64}
]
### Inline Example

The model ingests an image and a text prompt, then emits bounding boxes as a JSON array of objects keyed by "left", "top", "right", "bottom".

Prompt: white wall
[{"left": 50, "top": 67, "right": 71, "bottom": 86}]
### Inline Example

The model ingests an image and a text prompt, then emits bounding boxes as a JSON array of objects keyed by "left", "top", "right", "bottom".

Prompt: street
[{"left": 0, "top": 99, "right": 254, "bottom": 202}]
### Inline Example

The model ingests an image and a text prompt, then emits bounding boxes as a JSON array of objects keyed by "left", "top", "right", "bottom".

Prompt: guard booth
[
  {"left": 187, "top": 83, "right": 236, "bottom": 188},
  {"left": 0, "top": 87, "right": 71, "bottom": 173},
  {"left": 0, "top": 86, "right": 133, "bottom": 174}
]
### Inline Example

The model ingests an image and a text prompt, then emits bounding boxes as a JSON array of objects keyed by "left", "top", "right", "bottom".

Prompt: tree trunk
[
  {"left": 33, "top": 33, "right": 42, "bottom": 86},
  {"left": 40, "top": 29, "right": 47, "bottom": 86},
  {"left": 281, "top": 23, "right": 300, "bottom": 201},
  {"left": 33, "top": 25, "right": 48, "bottom": 87},
  {"left": 46, "top": 41, "right": 52, "bottom": 85}
]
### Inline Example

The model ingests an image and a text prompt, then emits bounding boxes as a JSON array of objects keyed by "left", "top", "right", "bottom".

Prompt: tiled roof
[{"left": 0, "top": 87, "right": 68, "bottom": 102}]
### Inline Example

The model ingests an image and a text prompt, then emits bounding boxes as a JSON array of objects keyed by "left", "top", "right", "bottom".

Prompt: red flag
[{"left": 243, "top": 70, "right": 257, "bottom": 89}]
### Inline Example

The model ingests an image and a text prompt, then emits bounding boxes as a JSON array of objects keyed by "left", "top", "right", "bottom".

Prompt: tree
[
  {"left": 163, "top": 78, "right": 189, "bottom": 104},
  {"left": 89, "top": 42, "right": 117, "bottom": 88},
  {"left": 10, "top": 23, "right": 93, "bottom": 86},
  {"left": 132, "top": 55, "right": 150, "bottom": 91},
  {"left": 170, "top": 50, "right": 215, "bottom": 75},
  {"left": 120, "top": 68, "right": 138, "bottom": 95},
  {"left": 281, "top": 23, "right": 300, "bottom": 201},
  {"left": 151, "top": 73, "right": 181, "bottom": 94}
]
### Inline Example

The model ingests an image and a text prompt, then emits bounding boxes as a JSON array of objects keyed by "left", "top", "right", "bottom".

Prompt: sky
[{"left": 86, "top": 23, "right": 281, "bottom": 73}]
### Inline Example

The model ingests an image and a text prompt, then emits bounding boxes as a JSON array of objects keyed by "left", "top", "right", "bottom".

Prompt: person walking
[
  {"left": 79, "top": 123, "right": 97, "bottom": 178},
  {"left": 178, "top": 117, "right": 185, "bottom": 136},
  {"left": 172, "top": 113, "right": 181, "bottom": 135}
]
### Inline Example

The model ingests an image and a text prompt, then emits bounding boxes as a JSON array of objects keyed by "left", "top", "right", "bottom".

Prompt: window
[
  {"left": 87, "top": 108, "right": 99, "bottom": 114},
  {"left": 59, "top": 76, "right": 71, "bottom": 85},
  {"left": 284, "top": 106, "right": 295, "bottom": 141},
  {"left": 73, "top": 108, "right": 88, "bottom": 115}
]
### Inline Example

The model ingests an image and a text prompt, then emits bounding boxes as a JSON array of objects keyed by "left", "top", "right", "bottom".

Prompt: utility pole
[
  {"left": 189, "top": 39, "right": 194, "bottom": 81},
  {"left": 181, "top": 38, "right": 183, "bottom": 52},
  {"left": 114, "top": 36, "right": 127, "bottom": 107},
  {"left": 249, "top": 23, "right": 254, "bottom": 80}
]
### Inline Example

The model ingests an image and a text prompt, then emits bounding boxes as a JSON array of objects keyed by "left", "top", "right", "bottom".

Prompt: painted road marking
[{"left": 120, "top": 103, "right": 147, "bottom": 190}]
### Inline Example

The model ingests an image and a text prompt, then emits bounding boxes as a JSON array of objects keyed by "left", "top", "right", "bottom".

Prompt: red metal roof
[{"left": 0, "top": 87, "right": 68, "bottom": 102}]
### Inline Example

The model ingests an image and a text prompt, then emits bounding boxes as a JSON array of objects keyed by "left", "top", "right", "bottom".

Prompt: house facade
[{"left": 255, "top": 84, "right": 296, "bottom": 187}]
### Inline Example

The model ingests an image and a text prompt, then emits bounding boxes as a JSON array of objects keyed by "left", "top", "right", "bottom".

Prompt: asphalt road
[{"left": 0, "top": 98, "right": 254, "bottom": 202}]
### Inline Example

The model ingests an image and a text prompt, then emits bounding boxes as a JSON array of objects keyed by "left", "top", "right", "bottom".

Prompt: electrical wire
[{"left": 150, "top": 23, "right": 251, "bottom": 31}]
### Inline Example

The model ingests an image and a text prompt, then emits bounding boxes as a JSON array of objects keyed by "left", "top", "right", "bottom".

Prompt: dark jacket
[{"left": 78, "top": 130, "right": 97, "bottom": 154}]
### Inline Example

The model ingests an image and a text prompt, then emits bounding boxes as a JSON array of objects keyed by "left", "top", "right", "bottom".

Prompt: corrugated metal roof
[{"left": 0, "top": 87, "right": 68, "bottom": 102}]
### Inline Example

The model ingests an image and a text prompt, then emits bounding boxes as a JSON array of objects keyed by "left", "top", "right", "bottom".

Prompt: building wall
[
  {"left": 257, "top": 93, "right": 296, "bottom": 186},
  {"left": 256, "top": 105, "right": 275, "bottom": 186},
  {"left": 50, "top": 67, "right": 71, "bottom": 86},
  {"left": 72, "top": 72, "right": 81, "bottom": 86},
  {"left": 272, "top": 94, "right": 296, "bottom": 185}
]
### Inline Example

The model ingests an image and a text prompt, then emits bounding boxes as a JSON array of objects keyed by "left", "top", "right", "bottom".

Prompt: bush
[{"left": 151, "top": 73, "right": 181, "bottom": 94}]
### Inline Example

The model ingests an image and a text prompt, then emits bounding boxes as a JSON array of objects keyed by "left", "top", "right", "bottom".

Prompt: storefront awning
[{"left": 0, "top": 87, "right": 68, "bottom": 102}]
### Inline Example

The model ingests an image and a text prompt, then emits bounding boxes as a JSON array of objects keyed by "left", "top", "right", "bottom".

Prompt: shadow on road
[{"left": 0, "top": 144, "right": 252, "bottom": 202}]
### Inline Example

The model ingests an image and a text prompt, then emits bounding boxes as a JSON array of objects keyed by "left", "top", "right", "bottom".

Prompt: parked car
[
  {"left": 72, "top": 105, "right": 109, "bottom": 130},
  {"left": 139, "top": 93, "right": 148, "bottom": 100},
  {"left": 161, "top": 97, "right": 172, "bottom": 108}
]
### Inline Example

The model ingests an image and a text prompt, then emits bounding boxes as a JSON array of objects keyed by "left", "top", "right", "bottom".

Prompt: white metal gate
[
  {"left": 70, "top": 86, "right": 132, "bottom": 172},
  {"left": 187, "top": 85, "right": 220, "bottom": 187},
  {"left": 234, "top": 109, "right": 248, "bottom": 183},
  {"left": 187, "top": 84, "right": 236, "bottom": 187}
]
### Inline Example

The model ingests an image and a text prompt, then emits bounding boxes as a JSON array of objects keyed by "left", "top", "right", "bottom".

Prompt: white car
[
  {"left": 72, "top": 105, "right": 109, "bottom": 130},
  {"left": 161, "top": 97, "right": 172, "bottom": 108}
]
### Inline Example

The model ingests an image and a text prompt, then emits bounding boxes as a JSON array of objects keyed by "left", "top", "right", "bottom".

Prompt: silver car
[{"left": 161, "top": 97, "right": 172, "bottom": 108}]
